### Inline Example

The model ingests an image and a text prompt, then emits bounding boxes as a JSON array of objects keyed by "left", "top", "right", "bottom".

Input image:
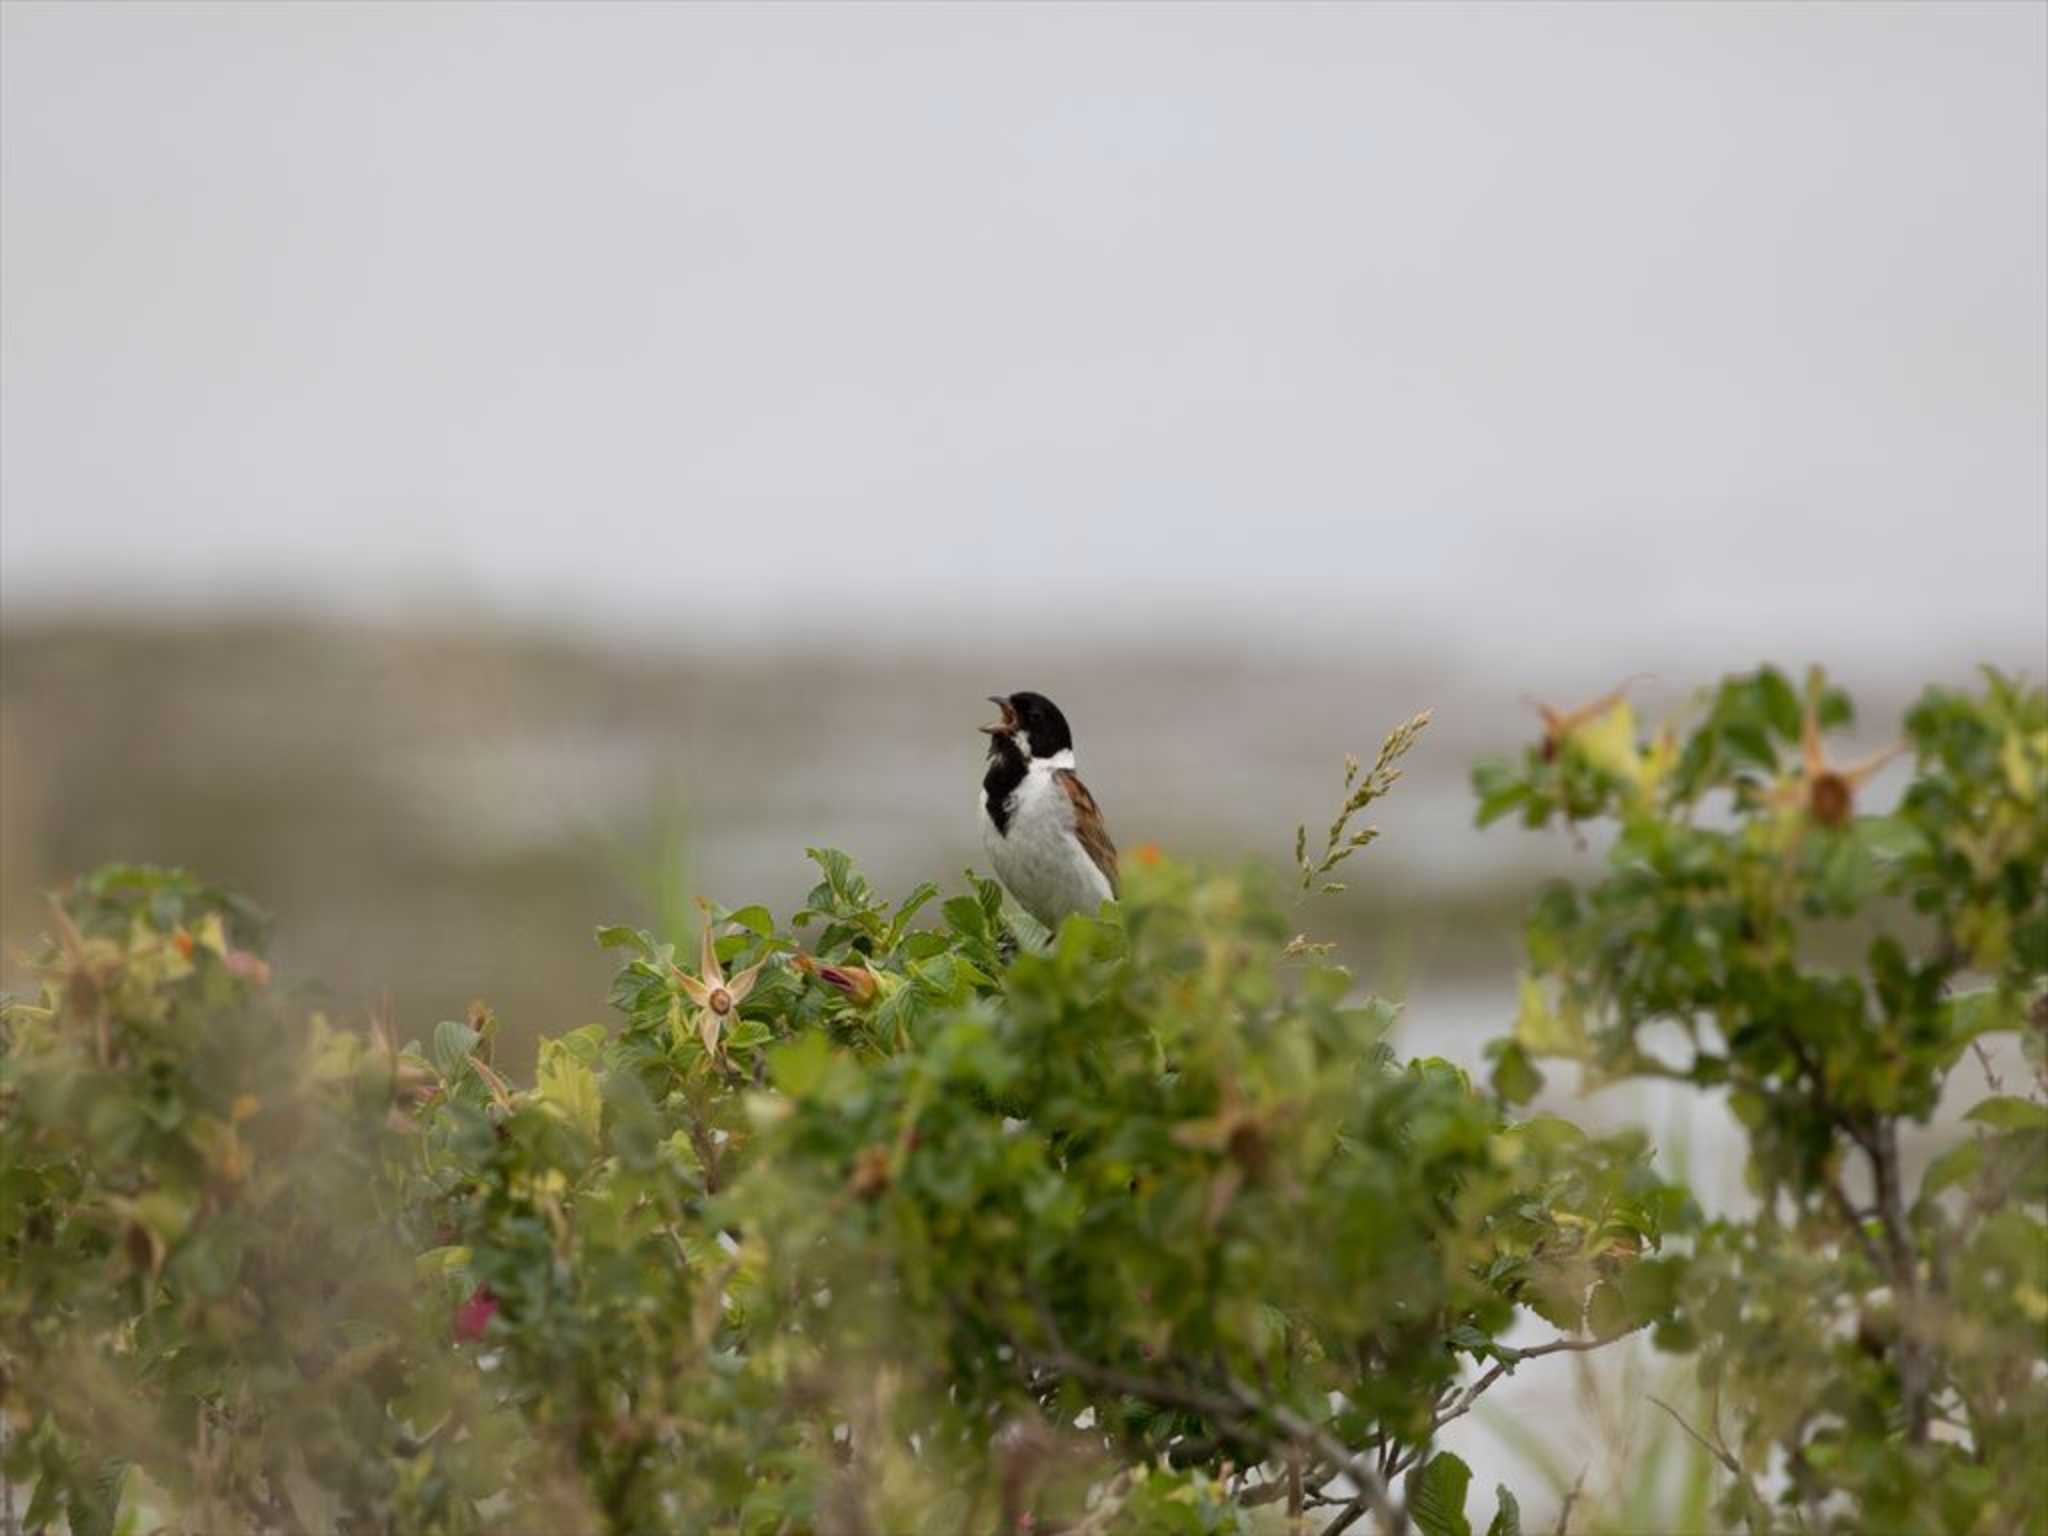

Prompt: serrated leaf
[
  {"left": 66, "top": 1458, "right": 128, "bottom": 1536},
  {"left": 595, "top": 924, "right": 655, "bottom": 956},
  {"left": 1405, "top": 1450, "right": 1473, "bottom": 1536},
  {"left": 1005, "top": 900, "right": 1051, "bottom": 951},
  {"left": 724, "top": 905, "right": 776, "bottom": 938},
  {"left": 942, "top": 895, "right": 988, "bottom": 941},
  {"left": 431, "top": 1017, "right": 481, "bottom": 1079},
  {"left": 1587, "top": 1280, "right": 1631, "bottom": 1338},
  {"left": 537, "top": 1037, "right": 603, "bottom": 1142},
  {"left": 887, "top": 883, "right": 940, "bottom": 943}
]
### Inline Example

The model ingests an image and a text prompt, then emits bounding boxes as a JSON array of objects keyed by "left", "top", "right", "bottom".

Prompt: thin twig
[
  {"left": 1353, "top": 1327, "right": 1648, "bottom": 1536},
  {"left": 1064, "top": 1468, "right": 1137, "bottom": 1536},
  {"left": 1551, "top": 1466, "right": 1587, "bottom": 1536},
  {"left": 1016, "top": 1337, "right": 1399, "bottom": 1533},
  {"left": 1968, "top": 1038, "right": 2005, "bottom": 1094},
  {"left": 1648, "top": 1391, "right": 1773, "bottom": 1529},
  {"left": 1429, "top": 1329, "right": 1642, "bottom": 1438},
  {"left": 1226, "top": 1377, "right": 1399, "bottom": 1530},
  {"left": 1822, "top": 1177, "right": 1890, "bottom": 1279},
  {"left": 1647, "top": 1394, "right": 1741, "bottom": 1476}
]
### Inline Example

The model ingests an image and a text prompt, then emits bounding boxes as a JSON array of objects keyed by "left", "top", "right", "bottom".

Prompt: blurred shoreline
[{"left": 0, "top": 613, "right": 2012, "bottom": 1062}]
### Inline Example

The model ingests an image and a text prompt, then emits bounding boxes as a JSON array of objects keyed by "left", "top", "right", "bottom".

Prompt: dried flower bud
[
  {"left": 795, "top": 952, "right": 882, "bottom": 1007},
  {"left": 847, "top": 1144, "right": 893, "bottom": 1200}
]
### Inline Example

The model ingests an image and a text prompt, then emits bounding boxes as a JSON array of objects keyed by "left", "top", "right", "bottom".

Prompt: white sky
[{"left": 3, "top": 2, "right": 2043, "bottom": 667}]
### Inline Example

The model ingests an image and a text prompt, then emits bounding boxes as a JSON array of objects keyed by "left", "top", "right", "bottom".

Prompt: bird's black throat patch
[{"left": 982, "top": 735, "right": 1026, "bottom": 834}]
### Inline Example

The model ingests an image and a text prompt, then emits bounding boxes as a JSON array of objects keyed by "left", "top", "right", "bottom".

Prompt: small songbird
[{"left": 979, "top": 691, "right": 1119, "bottom": 931}]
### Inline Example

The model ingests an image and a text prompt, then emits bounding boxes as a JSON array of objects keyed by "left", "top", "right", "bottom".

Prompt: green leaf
[
  {"left": 1005, "top": 900, "right": 1052, "bottom": 952},
  {"left": 537, "top": 1036, "right": 603, "bottom": 1142},
  {"left": 1853, "top": 815, "right": 1927, "bottom": 862},
  {"left": 1514, "top": 977, "right": 1589, "bottom": 1059},
  {"left": 1965, "top": 1096, "right": 2048, "bottom": 1132},
  {"left": 69, "top": 1458, "right": 128, "bottom": 1536},
  {"left": 431, "top": 1017, "right": 481, "bottom": 1079},
  {"left": 887, "top": 883, "right": 940, "bottom": 944},
  {"left": 1406, "top": 1451, "right": 1473, "bottom": 1536},
  {"left": 1721, "top": 720, "right": 1776, "bottom": 771},
  {"left": 907, "top": 951, "right": 987, "bottom": 1002},
  {"left": 1476, "top": 784, "right": 1532, "bottom": 829},
  {"left": 769, "top": 1032, "right": 834, "bottom": 1098},
  {"left": 1756, "top": 666, "right": 1802, "bottom": 741},
  {"left": 724, "top": 905, "right": 776, "bottom": 938},
  {"left": 1485, "top": 1485, "right": 1523, "bottom": 1536},
  {"left": 1587, "top": 1280, "right": 1630, "bottom": 1339},
  {"left": 942, "top": 894, "right": 988, "bottom": 942},
  {"left": 22, "top": 1470, "right": 62, "bottom": 1533},
  {"left": 594, "top": 924, "right": 655, "bottom": 956},
  {"left": 1944, "top": 989, "right": 2022, "bottom": 1048},
  {"left": 1921, "top": 1138, "right": 1983, "bottom": 1199},
  {"left": 724, "top": 1016, "right": 773, "bottom": 1051},
  {"left": 1489, "top": 1040, "right": 1545, "bottom": 1106},
  {"left": 1817, "top": 834, "right": 1876, "bottom": 909}
]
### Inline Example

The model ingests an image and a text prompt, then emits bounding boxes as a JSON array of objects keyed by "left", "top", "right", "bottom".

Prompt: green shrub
[
  {"left": 3, "top": 664, "right": 2041, "bottom": 1535},
  {"left": 1477, "top": 665, "right": 2046, "bottom": 1534}
]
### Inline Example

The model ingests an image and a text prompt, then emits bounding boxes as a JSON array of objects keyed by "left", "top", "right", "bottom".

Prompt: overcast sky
[{"left": 3, "top": 2, "right": 2042, "bottom": 668}]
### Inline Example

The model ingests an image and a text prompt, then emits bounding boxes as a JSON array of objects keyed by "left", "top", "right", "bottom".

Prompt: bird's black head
[{"left": 981, "top": 690, "right": 1075, "bottom": 761}]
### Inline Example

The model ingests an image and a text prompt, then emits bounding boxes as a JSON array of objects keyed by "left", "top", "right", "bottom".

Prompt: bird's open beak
[{"left": 979, "top": 695, "right": 1017, "bottom": 736}]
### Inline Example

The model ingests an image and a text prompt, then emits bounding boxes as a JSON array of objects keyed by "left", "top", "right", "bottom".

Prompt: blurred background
[
  {"left": 3, "top": 2, "right": 2042, "bottom": 1513},
  {"left": 6, "top": 0, "right": 2040, "bottom": 1037}
]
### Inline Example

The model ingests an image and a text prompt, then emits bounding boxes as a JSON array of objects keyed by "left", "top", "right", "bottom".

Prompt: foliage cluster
[
  {"left": 2, "top": 664, "right": 2042, "bottom": 1535},
  {"left": 1477, "top": 665, "right": 2047, "bottom": 1533}
]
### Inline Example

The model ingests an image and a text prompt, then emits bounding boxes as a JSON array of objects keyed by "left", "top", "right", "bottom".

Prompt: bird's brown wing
[{"left": 1055, "top": 769, "right": 1120, "bottom": 896}]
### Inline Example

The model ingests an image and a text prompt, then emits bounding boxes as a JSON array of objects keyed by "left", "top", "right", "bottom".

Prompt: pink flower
[
  {"left": 453, "top": 1284, "right": 499, "bottom": 1342},
  {"left": 224, "top": 949, "right": 272, "bottom": 987}
]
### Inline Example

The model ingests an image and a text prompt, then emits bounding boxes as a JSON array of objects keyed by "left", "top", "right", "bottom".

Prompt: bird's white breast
[{"left": 980, "top": 751, "right": 1113, "bottom": 931}]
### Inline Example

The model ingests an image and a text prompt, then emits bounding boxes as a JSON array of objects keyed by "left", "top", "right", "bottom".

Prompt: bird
[{"left": 978, "top": 690, "right": 1119, "bottom": 932}]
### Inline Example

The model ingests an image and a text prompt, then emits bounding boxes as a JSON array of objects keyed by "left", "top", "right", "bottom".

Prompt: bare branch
[
  {"left": 1011, "top": 1336, "right": 1400, "bottom": 1534},
  {"left": 1869, "top": 1122, "right": 1933, "bottom": 1444},
  {"left": 1429, "top": 1329, "right": 1643, "bottom": 1438},
  {"left": 1821, "top": 1177, "right": 1890, "bottom": 1278},
  {"left": 1226, "top": 1376, "right": 1399, "bottom": 1530}
]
